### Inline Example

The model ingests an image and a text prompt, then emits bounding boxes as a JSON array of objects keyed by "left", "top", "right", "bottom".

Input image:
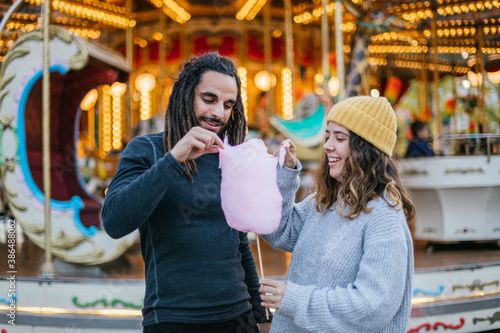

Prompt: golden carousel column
[
  {"left": 283, "top": 0, "right": 294, "bottom": 119},
  {"left": 238, "top": 19, "right": 248, "bottom": 119},
  {"left": 263, "top": 1, "right": 273, "bottom": 120},
  {"left": 420, "top": 56, "right": 428, "bottom": 121},
  {"left": 431, "top": 9, "right": 440, "bottom": 153},
  {"left": 40, "top": 0, "right": 57, "bottom": 278},
  {"left": 476, "top": 19, "right": 487, "bottom": 133},
  {"left": 334, "top": 0, "right": 345, "bottom": 101},
  {"left": 321, "top": 0, "right": 329, "bottom": 94},
  {"left": 158, "top": 10, "right": 167, "bottom": 114},
  {"left": 126, "top": 0, "right": 134, "bottom": 138}
]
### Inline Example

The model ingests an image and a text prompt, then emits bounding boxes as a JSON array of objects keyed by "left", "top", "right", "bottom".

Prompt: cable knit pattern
[{"left": 262, "top": 164, "right": 414, "bottom": 333}]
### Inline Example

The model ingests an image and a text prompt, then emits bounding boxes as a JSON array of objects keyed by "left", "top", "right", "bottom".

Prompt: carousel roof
[{"left": 1, "top": 0, "right": 499, "bottom": 80}]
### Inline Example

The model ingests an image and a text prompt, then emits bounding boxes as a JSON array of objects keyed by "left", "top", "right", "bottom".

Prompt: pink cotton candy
[{"left": 219, "top": 138, "right": 282, "bottom": 235}]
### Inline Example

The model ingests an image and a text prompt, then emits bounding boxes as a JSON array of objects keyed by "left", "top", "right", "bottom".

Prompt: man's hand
[
  {"left": 170, "top": 127, "right": 224, "bottom": 163},
  {"left": 259, "top": 278, "right": 287, "bottom": 310}
]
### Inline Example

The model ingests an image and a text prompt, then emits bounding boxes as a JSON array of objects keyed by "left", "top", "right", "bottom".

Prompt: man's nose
[{"left": 211, "top": 103, "right": 225, "bottom": 119}]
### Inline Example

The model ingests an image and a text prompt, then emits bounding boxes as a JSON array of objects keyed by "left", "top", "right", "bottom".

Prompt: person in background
[
  {"left": 101, "top": 53, "right": 271, "bottom": 333},
  {"left": 405, "top": 120, "right": 436, "bottom": 157},
  {"left": 259, "top": 96, "right": 415, "bottom": 332}
]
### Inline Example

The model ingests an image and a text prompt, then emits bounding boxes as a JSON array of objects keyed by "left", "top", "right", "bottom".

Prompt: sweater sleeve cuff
[
  {"left": 276, "top": 160, "right": 302, "bottom": 192},
  {"left": 278, "top": 281, "right": 301, "bottom": 319},
  {"left": 163, "top": 151, "right": 185, "bottom": 174}
]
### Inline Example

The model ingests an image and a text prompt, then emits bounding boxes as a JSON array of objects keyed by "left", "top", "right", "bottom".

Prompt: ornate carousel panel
[
  {"left": 0, "top": 26, "right": 138, "bottom": 265},
  {"left": 400, "top": 155, "right": 500, "bottom": 242}
]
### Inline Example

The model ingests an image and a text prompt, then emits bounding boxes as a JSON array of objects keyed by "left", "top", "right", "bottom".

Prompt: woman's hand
[
  {"left": 274, "top": 139, "right": 297, "bottom": 169},
  {"left": 259, "top": 278, "right": 287, "bottom": 310}
]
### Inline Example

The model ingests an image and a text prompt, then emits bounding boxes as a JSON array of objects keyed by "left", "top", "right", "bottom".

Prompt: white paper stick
[{"left": 256, "top": 235, "right": 270, "bottom": 320}]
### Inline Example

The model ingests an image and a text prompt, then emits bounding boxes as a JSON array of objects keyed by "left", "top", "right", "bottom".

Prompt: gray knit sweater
[{"left": 262, "top": 163, "right": 414, "bottom": 333}]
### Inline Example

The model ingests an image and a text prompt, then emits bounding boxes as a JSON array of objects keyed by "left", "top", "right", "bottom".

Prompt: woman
[{"left": 260, "top": 96, "right": 415, "bottom": 332}]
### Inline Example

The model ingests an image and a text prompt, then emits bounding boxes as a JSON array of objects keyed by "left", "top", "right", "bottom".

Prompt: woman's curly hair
[{"left": 312, "top": 132, "right": 415, "bottom": 224}]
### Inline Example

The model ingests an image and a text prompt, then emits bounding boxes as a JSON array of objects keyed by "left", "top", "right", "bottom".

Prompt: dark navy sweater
[
  {"left": 101, "top": 133, "right": 267, "bottom": 325},
  {"left": 405, "top": 139, "right": 436, "bottom": 157}
]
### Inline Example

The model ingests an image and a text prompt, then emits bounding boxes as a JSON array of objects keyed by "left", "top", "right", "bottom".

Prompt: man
[{"left": 102, "top": 53, "right": 271, "bottom": 332}]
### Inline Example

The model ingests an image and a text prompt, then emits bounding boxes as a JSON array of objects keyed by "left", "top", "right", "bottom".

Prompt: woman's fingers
[
  {"left": 259, "top": 278, "right": 286, "bottom": 310},
  {"left": 260, "top": 278, "right": 279, "bottom": 287}
]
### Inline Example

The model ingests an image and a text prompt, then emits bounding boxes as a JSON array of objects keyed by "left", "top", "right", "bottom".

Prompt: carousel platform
[{"left": 1, "top": 234, "right": 500, "bottom": 332}]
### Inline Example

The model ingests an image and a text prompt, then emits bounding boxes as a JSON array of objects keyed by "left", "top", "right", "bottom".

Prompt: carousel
[{"left": 0, "top": 0, "right": 499, "bottom": 332}]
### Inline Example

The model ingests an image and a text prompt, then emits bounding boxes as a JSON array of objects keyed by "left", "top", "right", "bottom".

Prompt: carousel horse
[
  {"left": 0, "top": 26, "right": 138, "bottom": 265},
  {"left": 342, "top": 0, "right": 407, "bottom": 97},
  {"left": 269, "top": 93, "right": 327, "bottom": 148}
]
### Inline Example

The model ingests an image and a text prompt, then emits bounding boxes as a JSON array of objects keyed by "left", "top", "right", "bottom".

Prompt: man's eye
[
  {"left": 203, "top": 98, "right": 214, "bottom": 103},
  {"left": 224, "top": 104, "right": 233, "bottom": 110}
]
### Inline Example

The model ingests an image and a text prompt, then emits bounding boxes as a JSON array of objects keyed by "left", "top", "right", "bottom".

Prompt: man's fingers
[
  {"left": 191, "top": 140, "right": 205, "bottom": 152},
  {"left": 206, "top": 145, "right": 220, "bottom": 154},
  {"left": 192, "top": 126, "right": 225, "bottom": 149},
  {"left": 213, "top": 135, "right": 225, "bottom": 149}
]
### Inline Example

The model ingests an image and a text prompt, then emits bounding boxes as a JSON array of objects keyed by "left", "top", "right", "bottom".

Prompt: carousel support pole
[
  {"left": 284, "top": 0, "right": 294, "bottom": 99},
  {"left": 126, "top": 0, "right": 133, "bottom": 139},
  {"left": 263, "top": 1, "right": 273, "bottom": 119},
  {"left": 240, "top": 19, "right": 249, "bottom": 120},
  {"left": 451, "top": 70, "right": 458, "bottom": 135},
  {"left": 476, "top": 19, "right": 487, "bottom": 133},
  {"left": 335, "top": 0, "right": 345, "bottom": 101},
  {"left": 182, "top": 21, "right": 189, "bottom": 59},
  {"left": 40, "top": 0, "right": 57, "bottom": 278},
  {"left": 431, "top": 10, "right": 440, "bottom": 153},
  {"left": 321, "top": 0, "right": 330, "bottom": 95},
  {"left": 421, "top": 57, "right": 428, "bottom": 120},
  {"left": 241, "top": 19, "right": 247, "bottom": 66},
  {"left": 159, "top": 10, "right": 167, "bottom": 114}
]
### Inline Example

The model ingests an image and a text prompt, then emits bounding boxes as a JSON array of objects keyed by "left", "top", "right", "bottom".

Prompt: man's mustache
[{"left": 199, "top": 116, "right": 224, "bottom": 125}]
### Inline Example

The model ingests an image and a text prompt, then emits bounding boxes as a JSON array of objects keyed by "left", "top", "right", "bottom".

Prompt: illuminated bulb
[
  {"left": 237, "top": 67, "right": 248, "bottom": 117},
  {"left": 254, "top": 71, "right": 277, "bottom": 92},
  {"left": 328, "top": 77, "right": 340, "bottom": 96},
  {"left": 80, "top": 89, "right": 98, "bottom": 111},
  {"left": 467, "top": 71, "right": 483, "bottom": 87}
]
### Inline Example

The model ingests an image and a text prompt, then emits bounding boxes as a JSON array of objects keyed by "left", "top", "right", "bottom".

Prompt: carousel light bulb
[
  {"left": 328, "top": 77, "right": 340, "bottom": 96},
  {"left": 135, "top": 73, "right": 156, "bottom": 91},
  {"left": 80, "top": 89, "right": 98, "bottom": 111},
  {"left": 467, "top": 71, "right": 483, "bottom": 87},
  {"left": 254, "top": 71, "right": 277, "bottom": 92},
  {"left": 237, "top": 67, "right": 248, "bottom": 117},
  {"left": 370, "top": 89, "right": 380, "bottom": 97}
]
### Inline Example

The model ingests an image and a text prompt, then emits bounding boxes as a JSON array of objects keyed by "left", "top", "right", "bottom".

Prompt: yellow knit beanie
[{"left": 326, "top": 96, "right": 397, "bottom": 156}]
